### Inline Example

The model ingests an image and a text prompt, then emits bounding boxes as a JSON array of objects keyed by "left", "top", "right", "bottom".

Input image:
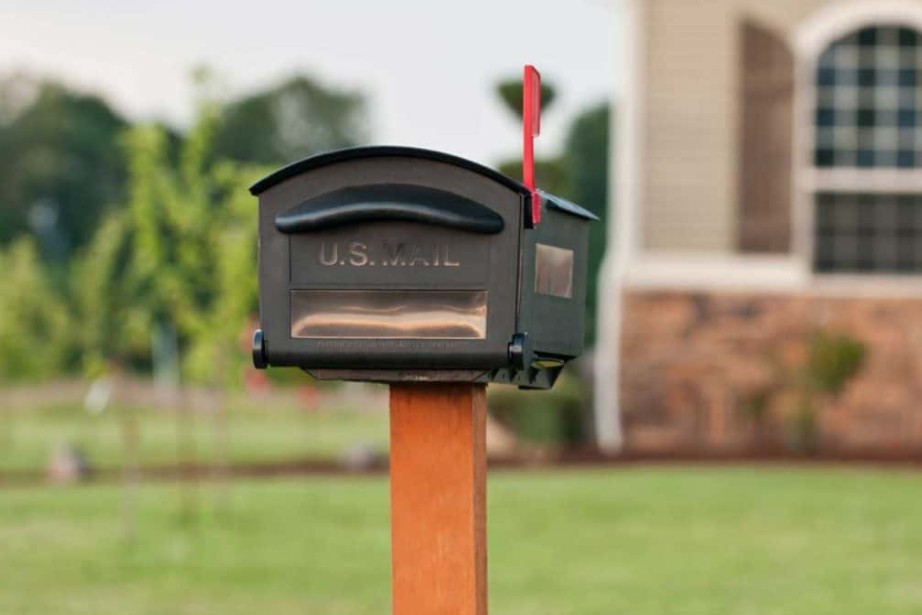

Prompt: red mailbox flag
[{"left": 523, "top": 64, "right": 542, "bottom": 226}]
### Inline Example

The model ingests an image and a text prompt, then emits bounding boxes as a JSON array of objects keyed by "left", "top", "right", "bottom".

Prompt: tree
[
  {"left": 562, "top": 103, "right": 610, "bottom": 344},
  {"left": 497, "top": 157, "right": 569, "bottom": 197},
  {"left": 0, "top": 76, "right": 127, "bottom": 258},
  {"left": 495, "top": 78, "right": 557, "bottom": 120},
  {"left": 0, "top": 71, "right": 366, "bottom": 264},
  {"left": 0, "top": 237, "right": 74, "bottom": 380},
  {"left": 111, "top": 101, "right": 262, "bottom": 368},
  {"left": 212, "top": 75, "right": 368, "bottom": 166},
  {"left": 492, "top": 73, "right": 612, "bottom": 342},
  {"left": 73, "top": 96, "right": 266, "bottom": 521},
  {"left": 493, "top": 74, "right": 567, "bottom": 195},
  {"left": 0, "top": 236, "right": 75, "bottom": 460}
]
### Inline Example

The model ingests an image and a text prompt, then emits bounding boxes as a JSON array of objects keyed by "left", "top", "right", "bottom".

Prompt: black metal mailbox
[{"left": 250, "top": 146, "right": 596, "bottom": 389}]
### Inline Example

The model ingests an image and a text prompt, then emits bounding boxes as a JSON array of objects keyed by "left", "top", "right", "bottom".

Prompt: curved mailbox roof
[
  {"left": 250, "top": 145, "right": 598, "bottom": 222},
  {"left": 250, "top": 145, "right": 530, "bottom": 197}
]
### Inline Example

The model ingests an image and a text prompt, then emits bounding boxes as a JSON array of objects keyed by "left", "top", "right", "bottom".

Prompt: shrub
[
  {"left": 0, "top": 238, "right": 74, "bottom": 380},
  {"left": 808, "top": 331, "right": 867, "bottom": 396},
  {"left": 487, "top": 367, "right": 587, "bottom": 447}
]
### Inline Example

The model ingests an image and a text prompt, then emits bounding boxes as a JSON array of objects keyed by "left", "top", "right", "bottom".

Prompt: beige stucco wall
[{"left": 640, "top": 0, "right": 871, "bottom": 253}]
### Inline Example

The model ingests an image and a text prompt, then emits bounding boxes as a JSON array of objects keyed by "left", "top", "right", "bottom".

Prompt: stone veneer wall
[{"left": 621, "top": 290, "right": 922, "bottom": 453}]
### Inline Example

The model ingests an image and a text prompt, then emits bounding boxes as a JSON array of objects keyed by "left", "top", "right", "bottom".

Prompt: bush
[
  {"left": 0, "top": 238, "right": 74, "bottom": 380},
  {"left": 487, "top": 367, "right": 587, "bottom": 447},
  {"left": 808, "top": 331, "right": 866, "bottom": 395}
]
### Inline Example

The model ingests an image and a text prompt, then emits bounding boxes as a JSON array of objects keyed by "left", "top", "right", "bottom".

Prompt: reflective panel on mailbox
[{"left": 291, "top": 290, "right": 488, "bottom": 339}]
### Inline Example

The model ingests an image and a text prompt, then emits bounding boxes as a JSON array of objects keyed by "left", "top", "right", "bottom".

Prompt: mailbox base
[
  {"left": 310, "top": 369, "right": 488, "bottom": 383},
  {"left": 307, "top": 366, "right": 562, "bottom": 389}
]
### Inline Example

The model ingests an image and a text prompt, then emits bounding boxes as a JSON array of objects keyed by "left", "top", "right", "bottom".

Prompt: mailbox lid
[
  {"left": 250, "top": 146, "right": 530, "bottom": 197},
  {"left": 254, "top": 146, "right": 529, "bottom": 371}
]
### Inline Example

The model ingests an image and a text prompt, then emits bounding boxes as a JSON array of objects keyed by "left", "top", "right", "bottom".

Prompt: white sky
[{"left": 0, "top": 0, "right": 618, "bottom": 166}]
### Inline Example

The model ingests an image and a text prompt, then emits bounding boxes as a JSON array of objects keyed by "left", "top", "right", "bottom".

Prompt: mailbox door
[{"left": 258, "top": 152, "right": 523, "bottom": 370}]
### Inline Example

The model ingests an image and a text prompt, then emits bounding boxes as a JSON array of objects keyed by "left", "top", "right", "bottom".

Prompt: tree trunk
[{"left": 175, "top": 387, "right": 198, "bottom": 523}]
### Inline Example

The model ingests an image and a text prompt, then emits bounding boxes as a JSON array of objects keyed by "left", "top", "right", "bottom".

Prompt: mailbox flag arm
[
  {"left": 523, "top": 65, "right": 541, "bottom": 227},
  {"left": 275, "top": 184, "right": 505, "bottom": 235}
]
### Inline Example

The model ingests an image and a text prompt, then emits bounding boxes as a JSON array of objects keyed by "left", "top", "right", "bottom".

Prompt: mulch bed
[{"left": 4, "top": 447, "right": 922, "bottom": 489}]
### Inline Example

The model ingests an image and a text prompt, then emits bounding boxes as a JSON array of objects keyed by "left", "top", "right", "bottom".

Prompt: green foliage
[
  {"left": 807, "top": 331, "right": 867, "bottom": 395},
  {"left": 562, "top": 103, "right": 609, "bottom": 344},
  {"left": 789, "top": 331, "right": 866, "bottom": 451},
  {"left": 0, "top": 75, "right": 127, "bottom": 256},
  {"left": 212, "top": 75, "right": 368, "bottom": 166},
  {"left": 183, "top": 160, "right": 265, "bottom": 386},
  {"left": 742, "top": 330, "right": 867, "bottom": 452},
  {"left": 492, "top": 70, "right": 610, "bottom": 347},
  {"left": 0, "top": 70, "right": 370, "bottom": 384},
  {"left": 487, "top": 368, "right": 586, "bottom": 446},
  {"left": 495, "top": 77, "right": 557, "bottom": 119},
  {"left": 0, "top": 238, "right": 74, "bottom": 379},
  {"left": 71, "top": 213, "right": 150, "bottom": 376},
  {"left": 73, "top": 99, "right": 267, "bottom": 385},
  {"left": 789, "top": 392, "right": 822, "bottom": 453},
  {"left": 497, "top": 156, "right": 569, "bottom": 195},
  {"left": 0, "top": 71, "right": 368, "bottom": 263}
]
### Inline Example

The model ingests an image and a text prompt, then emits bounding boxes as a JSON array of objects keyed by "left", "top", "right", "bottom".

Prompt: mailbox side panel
[
  {"left": 258, "top": 155, "right": 523, "bottom": 371},
  {"left": 521, "top": 207, "right": 590, "bottom": 360}
]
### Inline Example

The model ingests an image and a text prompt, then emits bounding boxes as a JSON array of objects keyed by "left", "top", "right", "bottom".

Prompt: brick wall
[{"left": 621, "top": 290, "right": 922, "bottom": 452}]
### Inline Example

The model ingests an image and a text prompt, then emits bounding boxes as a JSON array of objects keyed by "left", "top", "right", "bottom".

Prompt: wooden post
[{"left": 389, "top": 383, "right": 488, "bottom": 615}]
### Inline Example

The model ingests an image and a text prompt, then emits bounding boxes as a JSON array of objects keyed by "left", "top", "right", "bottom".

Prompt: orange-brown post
[{"left": 389, "top": 383, "right": 488, "bottom": 615}]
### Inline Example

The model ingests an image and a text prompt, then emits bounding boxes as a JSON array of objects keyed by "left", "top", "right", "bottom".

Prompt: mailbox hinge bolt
[
  {"left": 508, "top": 332, "right": 530, "bottom": 370},
  {"left": 252, "top": 329, "right": 268, "bottom": 369}
]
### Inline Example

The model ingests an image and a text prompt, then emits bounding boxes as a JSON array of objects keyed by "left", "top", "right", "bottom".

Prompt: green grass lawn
[
  {"left": 0, "top": 400, "right": 389, "bottom": 473},
  {"left": 3, "top": 467, "right": 922, "bottom": 614}
]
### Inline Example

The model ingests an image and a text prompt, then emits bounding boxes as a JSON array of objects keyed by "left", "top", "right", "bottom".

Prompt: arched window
[{"left": 812, "top": 25, "right": 922, "bottom": 273}]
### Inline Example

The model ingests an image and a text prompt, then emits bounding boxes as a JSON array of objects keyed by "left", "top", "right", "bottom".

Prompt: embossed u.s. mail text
[{"left": 318, "top": 240, "right": 461, "bottom": 268}]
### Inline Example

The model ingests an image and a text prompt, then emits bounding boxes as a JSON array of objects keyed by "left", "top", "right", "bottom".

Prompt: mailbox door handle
[{"left": 275, "top": 184, "right": 505, "bottom": 234}]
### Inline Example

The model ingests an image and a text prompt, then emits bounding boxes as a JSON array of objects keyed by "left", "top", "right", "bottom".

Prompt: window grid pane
[
  {"left": 814, "top": 192, "right": 922, "bottom": 273},
  {"left": 814, "top": 26, "right": 922, "bottom": 170}
]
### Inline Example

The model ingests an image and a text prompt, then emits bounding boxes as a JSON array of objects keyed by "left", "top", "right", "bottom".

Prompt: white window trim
[
  {"left": 805, "top": 168, "right": 922, "bottom": 193},
  {"left": 624, "top": 254, "right": 809, "bottom": 292},
  {"left": 793, "top": 1, "right": 922, "bottom": 282},
  {"left": 621, "top": 252, "right": 922, "bottom": 297},
  {"left": 793, "top": 0, "right": 922, "bottom": 60}
]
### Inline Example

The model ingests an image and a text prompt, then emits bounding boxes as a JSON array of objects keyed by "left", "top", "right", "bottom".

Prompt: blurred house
[{"left": 597, "top": 0, "right": 922, "bottom": 453}]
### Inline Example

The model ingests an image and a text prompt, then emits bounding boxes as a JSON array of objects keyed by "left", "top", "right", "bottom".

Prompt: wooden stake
[{"left": 389, "top": 383, "right": 488, "bottom": 615}]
